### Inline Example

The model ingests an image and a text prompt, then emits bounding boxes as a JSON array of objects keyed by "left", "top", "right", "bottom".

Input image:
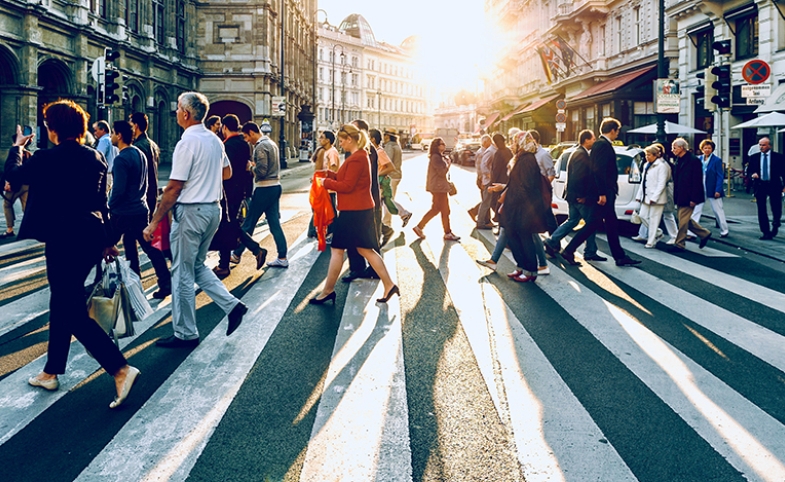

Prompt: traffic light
[
  {"left": 121, "top": 75, "right": 130, "bottom": 105},
  {"left": 710, "top": 64, "right": 732, "bottom": 109},
  {"left": 696, "top": 68, "right": 717, "bottom": 111},
  {"left": 712, "top": 40, "right": 731, "bottom": 56},
  {"left": 104, "top": 69, "right": 120, "bottom": 104}
]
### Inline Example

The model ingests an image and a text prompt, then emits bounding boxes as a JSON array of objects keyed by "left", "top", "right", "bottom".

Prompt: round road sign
[
  {"left": 742, "top": 60, "right": 771, "bottom": 85},
  {"left": 555, "top": 99, "right": 567, "bottom": 110},
  {"left": 555, "top": 112, "right": 567, "bottom": 123}
]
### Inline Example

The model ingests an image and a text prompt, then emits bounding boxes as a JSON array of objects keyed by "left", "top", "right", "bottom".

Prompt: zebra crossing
[{"left": 0, "top": 196, "right": 784, "bottom": 481}]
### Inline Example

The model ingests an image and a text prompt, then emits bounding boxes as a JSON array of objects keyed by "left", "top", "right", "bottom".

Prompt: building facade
[
  {"left": 0, "top": 0, "right": 315, "bottom": 162},
  {"left": 315, "top": 14, "right": 429, "bottom": 145}
]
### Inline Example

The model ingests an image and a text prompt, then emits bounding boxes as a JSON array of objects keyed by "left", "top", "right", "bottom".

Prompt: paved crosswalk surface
[{"left": 1, "top": 162, "right": 785, "bottom": 482}]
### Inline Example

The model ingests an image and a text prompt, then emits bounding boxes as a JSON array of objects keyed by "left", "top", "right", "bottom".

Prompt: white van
[{"left": 551, "top": 145, "right": 644, "bottom": 223}]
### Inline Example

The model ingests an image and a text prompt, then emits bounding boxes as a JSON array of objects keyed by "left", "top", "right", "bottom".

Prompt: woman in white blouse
[{"left": 636, "top": 145, "right": 672, "bottom": 248}]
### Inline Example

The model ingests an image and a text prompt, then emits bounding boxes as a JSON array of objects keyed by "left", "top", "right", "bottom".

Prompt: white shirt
[
  {"left": 96, "top": 133, "right": 118, "bottom": 172},
  {"left": 170, "top": 123, "right": 230, "bottom": 204},
  {"left": 478, "top": 144, "right": 497, "bottom": 186}
]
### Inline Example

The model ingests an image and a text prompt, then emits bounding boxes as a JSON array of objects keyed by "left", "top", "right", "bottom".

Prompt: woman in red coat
[{"left": 310, "top": 124, "right": 399, "bottom": 304}]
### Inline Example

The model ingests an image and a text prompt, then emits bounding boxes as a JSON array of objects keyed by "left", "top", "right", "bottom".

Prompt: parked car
[
  {"left": 451, "top": 140, "right": 482, "bottom": 165},
  {"left": 420, "top": 139, "right": 432, "bottom": 151},
  {"left": 551, "top": 145, "right": 644, "bottom": 223},
  {"left": 548, "top": 141, "right": 577, "bottom": 161}
]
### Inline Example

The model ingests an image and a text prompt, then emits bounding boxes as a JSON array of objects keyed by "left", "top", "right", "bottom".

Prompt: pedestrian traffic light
[
  {"left": 105, "top": 48, "right": 120, "bottom": 63},
  {"left": 696, "top": 68, "right": 717, "bottom": 111},
  {"left": 712, "top": 40, "right": 731, "bottom": 56},
  {"left": 121, "top": 75, "right": 130, "bottom": 105},
  {"left": 104, "top": 69, "right": 120, "bottom": 104},
  {"left": 710, "top": 64, "right": 732, "bottom": 109}
]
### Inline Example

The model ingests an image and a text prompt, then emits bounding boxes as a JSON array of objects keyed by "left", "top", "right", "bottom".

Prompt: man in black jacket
[
  {"left": 671, "top": 138, "right": 711, "bottom": 249},
  {"left": 129, "top": 112, "right": 160, "bottom": 222},
  {"left": 581, "top": 118, "right": 640, "bottom": 266},
  {"left": 748, "top": 137, "right": 785, "bottom": 239}
]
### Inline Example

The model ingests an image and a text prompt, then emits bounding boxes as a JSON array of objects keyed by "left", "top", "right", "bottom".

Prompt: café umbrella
[{"left": 627, "top": 121, "right": 707, "bottom": 135}]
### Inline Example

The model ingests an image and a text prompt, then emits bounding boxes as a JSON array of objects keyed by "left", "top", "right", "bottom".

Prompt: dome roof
[{"left": 338, "top": 14, "right": 377, "bottom": 46}]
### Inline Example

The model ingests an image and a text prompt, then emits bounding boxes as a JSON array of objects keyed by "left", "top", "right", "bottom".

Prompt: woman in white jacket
[{"left": 636, "top": 145, "right": 671, "bottom": 248}]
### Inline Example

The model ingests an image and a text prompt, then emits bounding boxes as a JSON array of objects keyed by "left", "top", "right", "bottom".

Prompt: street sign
[
  {"left": 91, "top": 57, "right": 105, "bottom": 83},
  {"left": 742, "top": 60, "right": 771, "bottom": 85},
  {"left": 555, "top": 122, "right": 566, "bottom": 132},
  {"left": 271, "top": 96, "right": 286, "bottom": 117},
  {"left": 741, "top": 84, "right": 771, "bottom": 98},
  {"left": 746, "top": 97, "right": 766, "bottom": 105},
  {"left": 555, "top": 99, "right": 567, "bottom": 110},
  {"left": 260, "top": 119, "right": 272, "bottom": 134},
  {"left": 555, "top": 113, "right": 567, "bottom": 123}
]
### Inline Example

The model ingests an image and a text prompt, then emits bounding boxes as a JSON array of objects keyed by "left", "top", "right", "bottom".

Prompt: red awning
[
  {"left": 475, "top": 112, "right": 501, "bottom": 133},
  {"left": 501, "top": 103, "right": 530, "bottom": 122},
  {"left": 520, "top": 95, "right": 560, "bottom": 113},
  {"left": 570, "top": 67, "right": 656, "bottom": 102}
]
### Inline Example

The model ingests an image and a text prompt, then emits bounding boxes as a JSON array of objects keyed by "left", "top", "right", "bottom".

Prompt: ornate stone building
[{"left": 0, "top": 0, "right": 316, "bottom": 162}]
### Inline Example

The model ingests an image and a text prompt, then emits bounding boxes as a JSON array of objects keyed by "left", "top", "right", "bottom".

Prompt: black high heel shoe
[
  {"left": 309, "top": 291, "right": 336, "bottom": 305},
  {"left": 376, "top": 285, "right": 400, "bottom": 303}
]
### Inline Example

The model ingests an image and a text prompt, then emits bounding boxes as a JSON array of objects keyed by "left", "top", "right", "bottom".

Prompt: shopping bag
[
  {"left": 86, "top": 261, "right": 135, "bottom": 341},
  {"left": 86, "top": 281, "right": 119, "bottom": 336},
  {"left": 116, "top": 257, "right": 154, "bottom": 321},
  {"left": 152, "top": 214, "right": 171, "bottom": 252}
]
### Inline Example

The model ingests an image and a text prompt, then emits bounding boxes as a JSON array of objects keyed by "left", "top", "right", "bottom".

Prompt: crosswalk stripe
[
  {"left": 74, "top": 234, "right": 319, "bottom": 481},
  {"left": 610, "top": 235, "right": 785, "bottom": 315},
  {"left": 0, "top": 257, "right": 46, "bottom": 288},
  {"left": 300, "top": 248, "right": 413, "bottom": 481},
  {"left": 499, "top": 249, "right": 785, "bottom": 481},
  {"left": 444, "top": 229, "right": 637, "bottom": 480},
  {"left": 575, "top": 248, "right": 785, "bottom": 375}
]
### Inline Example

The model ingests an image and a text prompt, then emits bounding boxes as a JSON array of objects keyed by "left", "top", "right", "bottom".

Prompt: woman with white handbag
[{"left": 635, "top": 145, "right": 671, "bottom": 248}]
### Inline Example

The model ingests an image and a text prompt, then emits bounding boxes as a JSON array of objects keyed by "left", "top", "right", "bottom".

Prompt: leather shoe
[
  {"left": 583, "top": 254, "right": 607, "bottom": 262},
  {"left": 699, "top": 233, "right": 712, "bottom": 249},
  {"left": 227, "top": 302, "right": 248, "bottom": 336},
  {"left": 156, "top": 335, "right": 199, "bottom": 348},
  {"left": 342, "top": 270, "right": 364, "bottom": 283},
  {"left": 109, "top": 366, "right": 140, "bottom": 409},
  {"left": 543, "top": 242, "right": 559, "bottom": 258},
  {"left": 760, "top": 234, "right": 774, "bottom": 240},
  {"left": 616, "top": 257, "right": 642, "bottom": 267},
  {"left": 360, "top": 267, "right": 380, "bottom": 279},
  {"left": 28, "top": 375, "right": 59, "bottom": 391},
  {"left": 152, "top": 287, "right": 171, "bottom": 299},
  {"left": 561, "top": 251, "right": 582, "bottom": 266},
  {"left": 773, "top": 226, "right": 780, "bottom": 237}
]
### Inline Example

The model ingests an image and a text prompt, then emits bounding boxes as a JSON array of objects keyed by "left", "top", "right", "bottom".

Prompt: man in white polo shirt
[{"left": 143, "top": 92, "right": 248, "bottom": 347}]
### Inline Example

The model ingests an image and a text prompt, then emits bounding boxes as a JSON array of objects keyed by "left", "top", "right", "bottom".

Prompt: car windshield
[{"left": 560, "top": 150, "right": 643, "bottom": 176}]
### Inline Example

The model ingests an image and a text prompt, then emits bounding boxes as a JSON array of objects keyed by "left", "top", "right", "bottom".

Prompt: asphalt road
[{"left": 0, "top": 151, "right": 784, "bottom": 481}]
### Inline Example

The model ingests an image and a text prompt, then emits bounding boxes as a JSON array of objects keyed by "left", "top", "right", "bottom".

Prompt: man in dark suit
[
  {"left": 568, "top": 118, "right": 640, "bottom": 267},
  {"left": 748, "top": 137, "right": 785, "bottom": 239},
  {"left": 671, "top": 137, "right": 712, "bottom": 250}
]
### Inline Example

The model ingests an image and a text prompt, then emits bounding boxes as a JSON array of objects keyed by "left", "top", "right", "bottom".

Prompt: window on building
[
  {"left": 176, "top": 0, "right": 186, "bottom": 54},
  {"left": 319, "top": 67, "right": 323, "bottom": 81},
  {"left": 616, "top": 16, "right": 622, "bottom": 53},
  {"left": 600, "top": 25, "right": 606, "bottom": 57},
  {"left": 352, "top": 56, "right": 358, "bottom": 68},
  {"left": 153, "top": 0, "right": 165, "bottom": 45},
  {"left": 319, "top": 49, "right": 323, "bottom": 61},
  {"left": 98, "top": 0, "right": 108, "bottom": 18},
  {"left": 695, "top": 29, "right": 714, "bottom": 69},
  {"left": 633, "top": 102, "right": 656, "bottom": 128},
  {"left": 735, "top": 13, "right": 758, "bottom": 60},
  {"left": 634, "top": 7, "right": 640, "bottom": 45},
  {"left": 126, "top": 0, "right": 138, "bottom": 32},
  {"left": 352, "top": 73, "right": 358, "bottom": 86}
]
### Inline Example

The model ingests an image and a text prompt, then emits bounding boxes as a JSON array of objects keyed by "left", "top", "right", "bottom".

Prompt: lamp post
[
  {"left": 279, "top": 0, "right": 287, "bottom": 169},
  {"left": 655, "top": 0, "right": 667, "bottom": 144},
  {"left": 331, "top": 44, "right": 344, "bottom": 128},
  {"left": 314, "top": 9, "right": 327, "bottom": 129}
]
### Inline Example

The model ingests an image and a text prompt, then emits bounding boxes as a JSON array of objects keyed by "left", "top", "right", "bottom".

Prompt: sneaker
[
  {"left": 666, "top": 237, "right": 677, "bottom": 245},
  {"left": 443, "top": 232, "right": 461, "bottom": 241},
  {"left": 476, "top": 259, "right": 497, "bottom": 270},
  {"left": 413, "top": 226, "right": 426, "bottom": 239},
  {"left": 644, "top": 243, "right": 656, "bottom": 249},
  {"left": 631, "top": 235, "right": 647, "bottom": 243},
  {"left": 656, "top": 228, "right": 663, "bottom": 238},
  {"left": 538, "top": 265, "right": 550, "bottom": 275},
  {"left": 400, "top": 212, "right": 413, "bottom": 228},
  {"left": 267, "top": 258, "right": 289, "bottom": 268}
]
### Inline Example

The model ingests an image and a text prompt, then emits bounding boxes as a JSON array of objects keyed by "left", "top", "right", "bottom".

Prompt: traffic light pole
[{"left": 655, "top": 0, "right": 667, "bottom": 144}]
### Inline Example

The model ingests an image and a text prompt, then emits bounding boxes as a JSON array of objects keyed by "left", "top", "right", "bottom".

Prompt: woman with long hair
[
  {"left": 500, "top": 131, "right": 549, "bottom": 282},
  {"left": 6, "top": 100, "right": 139, "bottom": 408},
  {"left": 310, "top": 124, "right": 399, "bottom": 305},
  {"left": 412, "top": 137, "right": 460, "bottom": 241}
]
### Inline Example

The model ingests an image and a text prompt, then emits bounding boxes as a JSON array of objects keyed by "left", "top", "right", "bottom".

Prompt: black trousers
[
  {"left": 111, "top": 212, "right": 171, "bottom": 290},
  {"left": 564, "top": 196, "right": 625, "bottom": 260},
  {"left": 507, "top": 226, "right": 537, "bottom": 273},
  {"left": 44, "top": 239, "right": 127, "bottom": 375},
  {"left": 754, "top": 180, "right": 783, "bottom": 235}
]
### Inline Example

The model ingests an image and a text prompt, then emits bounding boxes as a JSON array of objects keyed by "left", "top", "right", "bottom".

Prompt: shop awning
[
  {"left": 570, "top": 67, "right": 655, "bottom": 102},
  {"left": 475, "top": 112, "right": 501, "bottom": 133},
  {"left": 754, "top": 82, "right": 785, "bottom": 113},
  {"left": 501, "top": 104, "right": 530, "bottom": 122},
  {"left": 520, "top": 95, "right": 560, "bottom": 113}
]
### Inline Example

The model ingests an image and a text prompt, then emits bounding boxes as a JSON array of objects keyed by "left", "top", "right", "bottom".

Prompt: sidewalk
[{"left": 699, "top": 190, "right": 785, "bottom": 262}]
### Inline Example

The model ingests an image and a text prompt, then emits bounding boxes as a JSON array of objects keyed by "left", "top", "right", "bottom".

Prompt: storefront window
[
  {"left": 695, "top": 30, "right": 713, "bottom": 69},
  {"left": 633, "top": 102, "right": 656, "bottom": 128}
]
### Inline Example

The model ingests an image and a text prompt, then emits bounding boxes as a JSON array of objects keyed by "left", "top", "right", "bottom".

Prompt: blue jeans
[
  {"left": 546, "top": 202, "right": 598, "bottom": 257},
  {"left": 491, "top": 228, "right": 547, "bottom": 268},
  {"left": 234, "top": 185, "right": 288, "bottom": 259}
]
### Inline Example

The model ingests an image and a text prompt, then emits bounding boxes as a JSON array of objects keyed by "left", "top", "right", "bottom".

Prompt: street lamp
[
  {"left": 331, "top": 44, "right": 345, "bottom": 127},
  {"left": 279, "top": 0, "right": 287, "bottom": 169},
  {"left": 655, "top": 0, "right": 666, "bottom": 144}
]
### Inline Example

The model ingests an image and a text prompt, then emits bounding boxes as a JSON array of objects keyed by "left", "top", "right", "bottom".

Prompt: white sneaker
[
  {"left": 267, "top": 258, "right": 289, "bottom": 268},
  {"left": 631, "top": 236, "right": 647, "bottom": 242},
  {"left": 476, "top": 259, "right": 497, "bottom": 270},
  {"left": 666, "top": 237, "right": 677, "bottom": 245},
  {"left": 644, "top": 243, "right": 656, "bottom": 249},
  {"left": 656, "top": 228, "right": 663, "bottom": 238},
  {"left": 538, "top": 265, "right": 550, "bottom": 275}
]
